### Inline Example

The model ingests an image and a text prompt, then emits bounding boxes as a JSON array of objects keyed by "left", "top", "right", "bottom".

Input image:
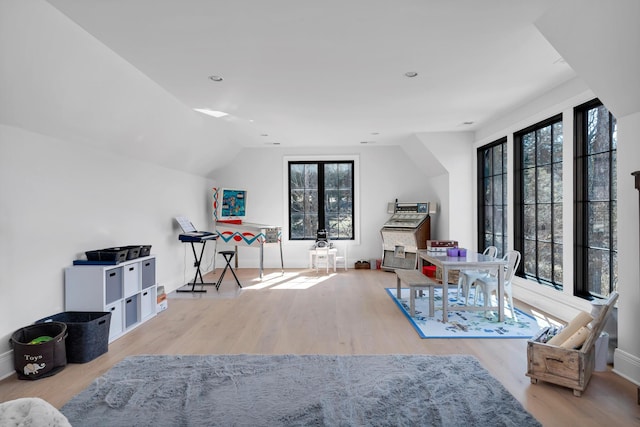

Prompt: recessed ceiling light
[
  {"left": 208, "top": 75, "right": 223, "bottom": 82},
  {"left": 463, "top": 121, "right": 474, "bottom": 125},
  {"left": 261, "top": 134, "right": 269, "bottom": 137},
  {"left": 193, "top": 108, "right": 228, "bottom": 118},
  {"left": 371, "top": 132, "right": 380, "bottom": 135},
  {"left": 404, "top": 71, "right": 418, "bottom": 78}
]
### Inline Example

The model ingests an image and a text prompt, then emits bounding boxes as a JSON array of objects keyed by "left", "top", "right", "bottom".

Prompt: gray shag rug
[{"left": 61, "top": 354, "right": 540, "bottom": 427}]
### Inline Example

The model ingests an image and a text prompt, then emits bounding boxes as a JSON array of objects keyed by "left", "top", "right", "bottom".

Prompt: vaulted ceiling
[{"left": 45, "top": 0, "right": 576, "bottom": 148}]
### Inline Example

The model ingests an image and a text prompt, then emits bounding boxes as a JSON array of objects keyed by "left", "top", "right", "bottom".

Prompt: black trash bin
[
  {"left": 11, "top": 322, "right": 67, "bottom": 380},
  {"left": 36, "top": 312, "right": 111, "bottom": 363}
]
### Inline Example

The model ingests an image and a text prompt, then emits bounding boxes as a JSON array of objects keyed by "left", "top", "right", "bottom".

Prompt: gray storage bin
[
  {"left": 105, "top": 267, "right": 123, "bottom": 304},
  {"left": 36, "top": 312, "right": 111, "bottom": 363}
]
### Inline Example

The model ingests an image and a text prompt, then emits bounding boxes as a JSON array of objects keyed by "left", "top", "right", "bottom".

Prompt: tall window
[
  {"left": 477, "top": 137, "right": 508, "bottom": 257},
  {"left": 574, "top": 99, "right": 617, "bottom": 298},
  {"left": 289, "top": 160, "right": 354, "bottom": 240},
  {"left": 514, "top": 115, "right": 563, "bottom": 289}
]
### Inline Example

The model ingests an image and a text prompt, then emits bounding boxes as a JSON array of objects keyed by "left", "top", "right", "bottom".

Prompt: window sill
[{"left": 512, "top": 277, "right": 593, "bottom": 323}]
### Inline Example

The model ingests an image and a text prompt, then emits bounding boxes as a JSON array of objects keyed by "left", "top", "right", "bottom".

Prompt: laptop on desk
[{"left": 175, "top": 216, "right": 217, "bottom": 241}]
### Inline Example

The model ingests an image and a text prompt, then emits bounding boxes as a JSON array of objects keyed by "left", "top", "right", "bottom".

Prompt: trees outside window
[
  {"left": 514, "top": 115, "right": 564, "bottom": 290},
  {"left": 477, "top": 137, "right": 508, "bottom": 257},
  {"left": 574, "top": 99, "right": 617, "bottom": 298},
  {"left": 289, "top": 160, "right": 354, "bottom": 240}
]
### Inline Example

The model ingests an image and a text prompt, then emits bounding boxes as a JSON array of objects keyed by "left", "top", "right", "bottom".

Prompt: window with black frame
[
  {"left": 477, "top": 137, "right": 508, "bottom": 258},
  {"left": 574, "top": 99, "right": 617, "bottom": 299},
  {"left": 514, "top": 115, "right": 563, "bottom": 290},
  {"left": 288, "top": 160, "right": 354, "bottom": 240}
]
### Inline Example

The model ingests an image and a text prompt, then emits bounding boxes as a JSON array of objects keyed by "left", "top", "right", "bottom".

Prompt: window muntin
[
  {"left": 478, "top": 137, "right": 508, "bottom": 257},
  {"left": 574, "top": 99, "right": 617, "bottom": 298},
  {"left": 514, "top": 115, "right": 563, "bottom": 289},
  {"left": 289, "top": 161, "right": 354, "bottom": 240}
]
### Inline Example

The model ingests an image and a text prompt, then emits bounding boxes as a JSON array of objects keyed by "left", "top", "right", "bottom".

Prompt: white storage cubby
[{"left": 65, "top": 255, "right": 157, "bottom": 343}]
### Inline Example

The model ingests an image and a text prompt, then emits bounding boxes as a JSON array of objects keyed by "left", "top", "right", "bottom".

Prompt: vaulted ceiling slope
[
  {"left": 41, "top": 0, "right": 575, "bottom": 149},
  {"left": 535, "top": 0, "right": 640, "bottom": 120},
  {"left": 7, "top": 1, "right": 636, "bottom": 179}
]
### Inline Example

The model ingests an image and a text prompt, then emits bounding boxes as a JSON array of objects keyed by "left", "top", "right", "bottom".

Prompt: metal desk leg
[
  {"left": 259, "top": 242, "right": 264, "bottom": 279},
  {"left": 498, "top": 263, "right": 505, "bottom": 322},
  {"left": 442, "top": 268, "right": 449, "bottom": 322},
  {"left": 279, "top": 239, "right": 284, "bottom": 275}
]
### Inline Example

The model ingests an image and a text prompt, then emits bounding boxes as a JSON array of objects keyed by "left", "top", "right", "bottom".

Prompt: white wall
[
  {"left": 613, "top": 111, "right": 640, "bottom": 384},
  {"left": 0, "top": 0, "right": 233, "bottom": 365},
  {"left": 211, "top": 145, "right": 447, "bottom": 268},
  {"left": 0, "top": 124, "right": 215, "bottom": 359},
  {"left": 416, "top": 132, "right": 475, "bottom": 248}
]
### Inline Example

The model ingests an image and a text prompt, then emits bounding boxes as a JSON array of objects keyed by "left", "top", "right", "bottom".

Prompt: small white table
[
  {"left": 417, "top": 250, "right": 507, "bottom": 322},
  {"left": 308, "top": 248, "right": 338, "bottom": 272}
]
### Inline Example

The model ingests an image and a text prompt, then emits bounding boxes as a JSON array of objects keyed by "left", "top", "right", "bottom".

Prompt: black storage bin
[
  {"left": 102, "top": 246, "right": 138, "bottom": 261},
  {"left": 139, "top": 245, "right": 152, "bottom": 257},
  {"left": 124, "top": 245, "right": 141, "bottom": 259},
  {"left": 86, "top": 248, "right": 128, "bottom": 263},
  {"left": 36, "top": 312, "right": 111, "bottom": 363},
  {"left": 11, "top": 322, "right": 67, "bottom": 380}
]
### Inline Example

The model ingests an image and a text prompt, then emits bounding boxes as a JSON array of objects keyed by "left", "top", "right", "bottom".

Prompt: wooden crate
[
  {"left": 526, "top": 291, "right": 618, "bottom": 397},
  {"left": 527, "top": 339, "right": 595, "bottom": 396}
]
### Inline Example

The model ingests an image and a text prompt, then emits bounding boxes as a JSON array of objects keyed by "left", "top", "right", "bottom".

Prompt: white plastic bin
[{"left": 594, "top": 332, "right": 609, "bottom": 372}]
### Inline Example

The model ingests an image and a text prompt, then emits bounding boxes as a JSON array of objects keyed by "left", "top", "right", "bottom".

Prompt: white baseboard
[
  {"left": 0, "top": 349, "right": 15, "bottom": 381},
  {"left": 612, "top": 348, "right": 640, "bottom": 387}
]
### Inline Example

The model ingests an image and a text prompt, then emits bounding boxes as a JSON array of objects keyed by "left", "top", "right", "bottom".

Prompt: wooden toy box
[
  {"left": 527, "top": 336, "right": 595, "bottom": 396},
  {"left": 526, "top": 291, "right": 618, "bottom": 397}
]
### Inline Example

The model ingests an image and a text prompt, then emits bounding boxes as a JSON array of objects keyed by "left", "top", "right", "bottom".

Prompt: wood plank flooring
[{"left": 1, "top": 268, "right": 638, "bottom": 426}]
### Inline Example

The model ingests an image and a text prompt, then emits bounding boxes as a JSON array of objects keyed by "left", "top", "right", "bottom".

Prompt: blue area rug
[{"left": 387, "top": 287, "right": 545, "bottom": 339}]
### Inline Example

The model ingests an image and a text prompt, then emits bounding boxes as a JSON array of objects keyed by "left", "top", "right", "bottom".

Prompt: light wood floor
[{"left": 1, "top": 269, "right": 638, "bottom": 426}]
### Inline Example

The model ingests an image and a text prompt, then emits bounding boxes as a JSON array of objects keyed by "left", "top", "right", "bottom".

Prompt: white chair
[
  {"left": 314, "top": 245, "right": 331, "bottom": 273},
  {"left": 474, "top": 250, "right": 521, "bottom": 320},
  {"left": 334, "top": 244, "right": 348, "bottom": 271},
  {"left": 456, "top": 246, "right": 498, "bottom": 304}
]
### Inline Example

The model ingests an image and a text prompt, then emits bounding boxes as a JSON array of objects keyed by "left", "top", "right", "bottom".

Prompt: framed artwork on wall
[{"left": 217, "top": 188, "right": 247, "bottom": 220}]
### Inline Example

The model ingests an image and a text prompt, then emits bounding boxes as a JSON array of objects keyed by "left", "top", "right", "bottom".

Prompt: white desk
[
  {"left": 308, "top": 248, "right": 338, "bottom": 272},
  {"left": 417, "top": 250, "right": 507, "bottom": 322}
]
